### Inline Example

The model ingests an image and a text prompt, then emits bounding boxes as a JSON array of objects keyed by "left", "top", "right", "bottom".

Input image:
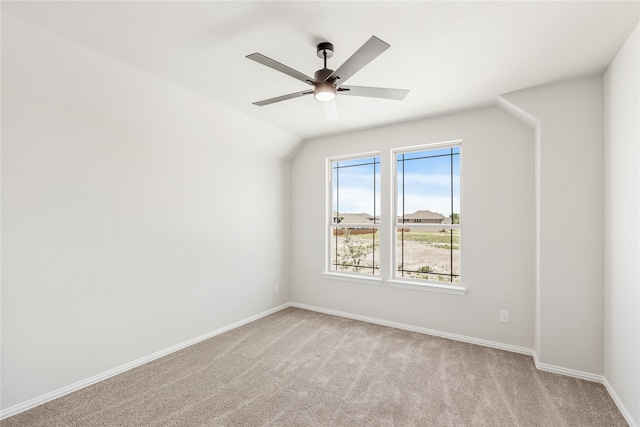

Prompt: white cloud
[
  {"left": 334, "top": 186, "right": 379, "bottom": 215},
  {"left": 400, "top": 173, "right": 460, "bottom": 194},
  {"left": 401, "top": 173, "right": 452, "bottom": 187}
]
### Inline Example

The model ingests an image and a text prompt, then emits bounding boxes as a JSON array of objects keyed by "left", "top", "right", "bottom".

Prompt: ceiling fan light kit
[
  {"left": 314, "top": 83, "right": 337, "bottom": 102},
  {"left": 246, "top": 35, "right": 409, "bottom": 108}
]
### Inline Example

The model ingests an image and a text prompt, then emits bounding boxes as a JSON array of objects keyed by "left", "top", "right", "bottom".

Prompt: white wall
[
  {"left": 2, "top": 5, "right": 635, "bottom": 421},
  {"left": 604, "top": 23, "right": 640, "bottom": 426},
  {"left": 291, "top": 107, "right": 535, "bottom": 349},
  {"left": 1, "top": 15, "right": 299, "bottom": 410},
  {"left": 500, "top": 76, "right": 605, "bottom": 376}
]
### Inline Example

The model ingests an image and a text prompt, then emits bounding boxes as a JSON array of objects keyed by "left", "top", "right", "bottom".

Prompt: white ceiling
[{"left": 3, "top": 1, "right": 639, "bottom": 140}]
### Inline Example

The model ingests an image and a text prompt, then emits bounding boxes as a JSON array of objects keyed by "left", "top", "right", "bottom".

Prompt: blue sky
[
  {"left": 332, "top": 147, "right": 460, "bottom": 218},
  {"left": 332, "top": 157, "right": 381, "bottom": 216},
  {"left": 398, "top": 147, "right": 460, "bottom": 218}
]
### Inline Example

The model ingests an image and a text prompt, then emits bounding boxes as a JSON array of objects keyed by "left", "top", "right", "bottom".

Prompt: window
[
  {"left": 394, "top": 144, "right": 461, "bottom": 284},
  {"left": 325, "top": 142, "right": 463, "bottom": 292},
  {"left": 328, "top": 154, "right": 380, "bottom": 276}
]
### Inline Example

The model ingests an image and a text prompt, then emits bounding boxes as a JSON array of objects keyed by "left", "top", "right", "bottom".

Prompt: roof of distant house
[
  {"left": 333, "top": 212, "right": 375, "bottom": 224},
  {"left": 401, "top": 210, "right": 445, "bottom": 220}
]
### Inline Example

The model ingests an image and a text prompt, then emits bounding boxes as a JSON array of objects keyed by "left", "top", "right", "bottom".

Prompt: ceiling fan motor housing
[
  {"left": 314, "top": 68, "right": 334, "bottom": 82},
  {"left": 316, "top": 42, "right": 334, "bottom": 58}
]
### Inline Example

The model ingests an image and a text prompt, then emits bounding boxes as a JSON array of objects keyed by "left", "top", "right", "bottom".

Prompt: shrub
[{"left": 418, "top": 265, "right": 433, "bottom": 273}]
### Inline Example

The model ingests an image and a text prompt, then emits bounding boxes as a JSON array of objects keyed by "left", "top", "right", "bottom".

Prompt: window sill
[
  {"left": 387, "top": 279, "right": 467, "bottom": 295},
  {"left": 323, "top": 272, "right": 383, "bottom": 286},
  {"left": 322, "top": 273, "right": 465, "bottom": 294}
]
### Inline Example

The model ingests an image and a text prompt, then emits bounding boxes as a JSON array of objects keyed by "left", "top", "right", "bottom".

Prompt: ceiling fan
[{"left": 246, "top": 36, "right": 409, "bottom": 108}]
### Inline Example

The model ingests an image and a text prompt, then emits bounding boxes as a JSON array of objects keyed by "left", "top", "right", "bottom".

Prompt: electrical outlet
[
  {"left": 500, "top": 310, "right": 510, "bottom": 323},
  {"left": 275, "top": 283, "right": 279, "bottom": 293}
]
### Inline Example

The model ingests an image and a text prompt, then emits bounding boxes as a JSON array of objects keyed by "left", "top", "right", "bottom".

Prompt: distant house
[
  {"left": 332, "top": 212, "right": 377, "bottom": 235},
  {"left": 333, "top": 212, "right": 376, "bottom": 224},
  {"left": 400, "top": 210, "right": 447, "bottom": 224}
]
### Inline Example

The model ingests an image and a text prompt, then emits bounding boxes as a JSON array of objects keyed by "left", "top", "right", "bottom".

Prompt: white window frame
[
  {"left": 388, "top": 141, "right": 464, "bottom": 294},
  {"left": 322, "top": 143, "right": 466, "bottom": 295},
  {"left": 323, "top": 152, "right": 382, "bottom": 285}
]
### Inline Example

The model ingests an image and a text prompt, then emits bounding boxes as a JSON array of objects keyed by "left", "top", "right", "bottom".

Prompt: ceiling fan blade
[
  {"left": 246, "top": 53, "right": 315, "bottom": 86},
  {"left": 322, "top": 100, "right": 340, "bottom": 121},
  {"left": 338, "top": 85, "right": 409, "bottom": 101},
  {"left": 252, "top": 90, "right": 313, "bottom": 106},
  {"left": 327, "top": 36, "right": 390, "bottom": 85}
]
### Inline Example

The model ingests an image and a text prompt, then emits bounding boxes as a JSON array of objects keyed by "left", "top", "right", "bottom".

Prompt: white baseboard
[
  {"left": 531, "top": 352, "right": 605, "bottom": 383},
  {"left": 290, "top": 302, "right": 534, "bottom": 356},
  {"left": 602, "top": 377, "right": 638, "bottom": 427},
  {"left": 0, "top": 303, "right": 291, "bottom": 420}
]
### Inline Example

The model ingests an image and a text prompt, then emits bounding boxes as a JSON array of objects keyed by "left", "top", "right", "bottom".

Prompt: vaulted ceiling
[{"left": 3, "top": 1, "right": 639, "bottom": 139}]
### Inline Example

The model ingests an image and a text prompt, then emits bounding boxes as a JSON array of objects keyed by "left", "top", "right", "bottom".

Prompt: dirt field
[
  {"left": 396, "top": 240, "right": 460, "bottom": 282},
  {"left": 330, "top": 230, "right": 460, "bottom": 283}
]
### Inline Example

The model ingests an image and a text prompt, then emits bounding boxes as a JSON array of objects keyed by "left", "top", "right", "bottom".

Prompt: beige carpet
[{"left": 2, "top": 307, "right": 627, "bottom": 426}]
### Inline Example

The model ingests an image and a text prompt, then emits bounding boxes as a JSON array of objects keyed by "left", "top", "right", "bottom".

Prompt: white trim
[
  {"left": 326, "top": 152, "right": 382, "bottom": 276},
  {"left": 327, "top": 150, "right": 382, "bottom": 163},
  {"left": 322, "top": 272, "right": 383, "bottom": 286},
  {"left": 387, "top": 279, "right": 467, "bottom": 295},
  {"left": 531, "top": 352, "right": 604, "bottom": 383},
  {"left": 392, "top": 139, "right": 464, "bottom": 154},
  {"left": 0, "top": 303, "right": 291, "bottom": 420},
  {"left": 602, "top": 377, "right": 638, "bottom": 427},
  {"left": 290, "top": 302, "right": 532, "bottom": 356},
  {"left": 391, "top": 142, "right": 463, "bottom": 286}
]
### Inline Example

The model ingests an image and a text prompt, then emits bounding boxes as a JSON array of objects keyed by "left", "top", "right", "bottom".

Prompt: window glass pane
[
  {"left": 397, "top": 148, "right": 460, "bottom": 224},
  {"left": 396, "top": 223, "right": 460, "bottom": 283},
  {"left": 330, "top": 228, "right": 379, "bottom": 275},
  {"left": 332, "top": 157, "right": 380, "bottom": 225}
]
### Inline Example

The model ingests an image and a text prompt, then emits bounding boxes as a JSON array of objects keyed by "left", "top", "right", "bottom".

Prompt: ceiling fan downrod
[{"left": 314, "top": 42, "right": 337, "bottom": 101}]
